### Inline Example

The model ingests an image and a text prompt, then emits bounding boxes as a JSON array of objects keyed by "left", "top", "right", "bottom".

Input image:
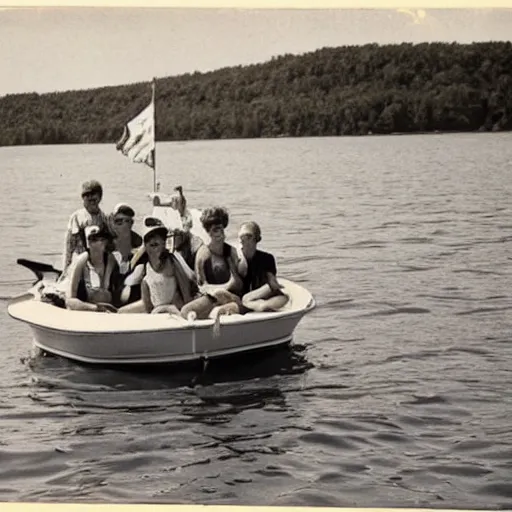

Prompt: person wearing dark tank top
[
  {"left": 181, "top": 206, "right": 243, "bottom": 321},
  {"left": 203, "top": 242, "right": 233, "bottom": 284},
  {"left": 193, "top": 207, "right": 242, "bottom": 295},
  {"left": 237, "top": 221, "right": 289, "bottom": 312}
]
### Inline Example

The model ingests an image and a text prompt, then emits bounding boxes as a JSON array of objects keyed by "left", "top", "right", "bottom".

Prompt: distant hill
[{"left": 1, "top": 41, "right": 511, "bottom": 147}]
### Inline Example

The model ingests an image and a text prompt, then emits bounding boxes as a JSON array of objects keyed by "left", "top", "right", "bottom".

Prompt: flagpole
[{"left": 151, "top": 77, "right": 157, "bottom": 193}]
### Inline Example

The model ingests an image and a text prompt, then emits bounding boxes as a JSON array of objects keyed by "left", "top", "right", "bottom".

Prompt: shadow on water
[
  {"left": 23, "top": 342, "right": 314, "bottom": 394},
  {"left": 18, "top": 343, "right": 314, "bottom": 427}
]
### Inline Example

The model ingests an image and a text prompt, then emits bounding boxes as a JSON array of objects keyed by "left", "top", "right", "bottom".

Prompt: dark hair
[
  {"left": 114, "top": 204, "right": 135, "bottom": 217},
  {"left": 87, "top": 226, "right": 114, "bottom": 241},
  {"left": 81, "top": 180, "right": 103, "bottom": 198},
  {"left": 143, "top": 227, "right": 168, "bottom": 245},
  {"left": 200, "top": 206, "right": 229, "bottom": 232}
]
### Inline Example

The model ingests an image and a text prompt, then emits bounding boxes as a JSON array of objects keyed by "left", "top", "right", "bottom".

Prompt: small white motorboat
[
  {"left": 7, "top": 277, "right": 315, "bottom": 366},
  {"left": 8, "top": 194, "right": 315, "bottom": 366}
]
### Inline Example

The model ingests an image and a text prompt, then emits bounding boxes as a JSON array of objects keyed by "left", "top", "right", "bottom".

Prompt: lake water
[{"left": 1, "top": 134, "right": 511, "bottom": 507}]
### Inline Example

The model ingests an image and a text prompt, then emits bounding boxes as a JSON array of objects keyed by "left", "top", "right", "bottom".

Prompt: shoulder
[
  {"left": 190, "top": 235, "right": 204, "bottom": 253},
  {"left": 256, "top": 249, "right": 275, "bottom": 262},
  {"left": 68, "top": 208, "right": 80, "bottom": 220},
  {"left": 67, "top": 208, "right": 83, "bottom": 230},
  {"left": 229, "top": 244, "right": 241, "bottom": 262},
  {"left": 256, "top": 249, "right": 277, "bottom": 270},
  {"left": 196, "top": 244, "right": 210, "bottom": 261},
  {"left": 71, "top": 251, "right": 89, "bottom": 272},
  {"left": 76, "top": 251, "right": 89, "bottom": 264}
]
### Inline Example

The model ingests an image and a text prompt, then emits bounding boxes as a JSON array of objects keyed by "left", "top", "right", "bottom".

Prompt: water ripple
[{"left": 2, "top": 135, "right": 512, "bottom": 507}]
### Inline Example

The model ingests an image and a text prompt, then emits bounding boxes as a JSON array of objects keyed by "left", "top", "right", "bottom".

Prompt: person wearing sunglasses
[
  {"left": 65, "top": 225, "right": 120, "bottom": 312},
  {"left": 108, "top": 203, "right": 146, "bottom": 308},
  {"left": 62, "top": 180, "right": 111, "bottom": 275},
  {"left": 237, "top": 221, "right": 289, "bottom": 312},
  {"left": 139, "top": 217, "right": 199, "bottom": 315},
  {"left": 110, "top": 203, "right": 142, "bottom": 260}
]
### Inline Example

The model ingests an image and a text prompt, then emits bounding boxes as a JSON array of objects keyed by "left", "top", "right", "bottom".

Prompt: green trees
[{"left": 1, "top": 41, "right": 511, "bottom": 147}]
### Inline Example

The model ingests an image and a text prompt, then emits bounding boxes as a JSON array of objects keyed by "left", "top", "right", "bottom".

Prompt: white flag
[{"left": 116, "top": 100, "right": 155, "bottom": 169}]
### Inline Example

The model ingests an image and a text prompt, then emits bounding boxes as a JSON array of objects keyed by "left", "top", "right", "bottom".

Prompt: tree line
[{"left": 1, "top": 41, "right": 511, "bottom": 147}]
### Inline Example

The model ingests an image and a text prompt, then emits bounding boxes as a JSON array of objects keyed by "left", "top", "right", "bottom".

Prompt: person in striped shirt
[{"left": 62, "top": 180, "right": 111, "bottom": 274}]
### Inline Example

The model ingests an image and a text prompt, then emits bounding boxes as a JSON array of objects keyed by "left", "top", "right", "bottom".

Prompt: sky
[{"left": 1, "top": 7, "right": 512, "bottom": 96}]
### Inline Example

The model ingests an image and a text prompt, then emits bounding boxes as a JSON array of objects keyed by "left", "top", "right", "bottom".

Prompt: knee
[
  {"left": 181, "top": 299, "right": 200, "bottom": 319},
  {"left": 180, "top": 303, "right": 192, "bottom": 319}
]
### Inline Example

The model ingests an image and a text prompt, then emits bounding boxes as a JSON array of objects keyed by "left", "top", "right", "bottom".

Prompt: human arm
[
  {"left": 236, "top": 247, "right": 248, "bottom": 278},
  {"left": 226, "top": 246, "right": 244, "bottom": 295},
  {"left": 62, "top": 213, "right": 79, "bottom": 271},
  {"left": 141, "top": 278, "right": 154, "bottom": 313},
  {"left": 194, "top": 245, "right": 209, "bottom": 287},
  {"left": 108, "top": 256, "right": 123, "bottom": 307},
  {"left": 62, "top": 229, "right": 72, "bottom": 272},
  {"left": 241, "top": 272, "right": 288, "bottom": 312},
  {"left": 65, "top": 253, "right": 97, "bottom": 311},
  {"left": 266, "top": 271, "right": 284, "bottom": 292}
]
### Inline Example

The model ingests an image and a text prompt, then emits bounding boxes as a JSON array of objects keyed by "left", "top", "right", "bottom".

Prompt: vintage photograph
[{"left": 1, "top": 5, "right": 511, "bottom": 508}]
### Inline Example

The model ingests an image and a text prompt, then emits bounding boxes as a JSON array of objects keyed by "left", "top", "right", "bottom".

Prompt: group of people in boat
[{"left": 54, "top": 179, "right": 289, "bottom": 320}]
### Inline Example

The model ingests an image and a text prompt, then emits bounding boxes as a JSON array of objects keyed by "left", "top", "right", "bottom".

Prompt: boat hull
[{"left": 8, "top": 278, "right": 315, "bottom": 366}]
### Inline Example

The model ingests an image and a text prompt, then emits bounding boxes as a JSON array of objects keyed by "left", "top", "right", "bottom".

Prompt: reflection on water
[
  {"left": 1, "top": 134, "right": 512, "bottom": 507},
  {"left": 24, "top": 342, "right": 312, "bottom": 392}
]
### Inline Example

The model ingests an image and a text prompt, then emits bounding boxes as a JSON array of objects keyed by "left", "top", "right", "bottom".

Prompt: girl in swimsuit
[
  {"left": 181, "top": 206, "right": 243, "bottom": 320},
  {"left": 65, "top": 225, "right": 120, "bottom": 312},
  {"left": 140, "top": 217, "right": 199, "bottom": 315}
]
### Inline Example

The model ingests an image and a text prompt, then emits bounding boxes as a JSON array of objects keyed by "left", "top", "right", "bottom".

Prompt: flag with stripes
[{"left": 116, "top": 100, "right": 155, "bottom": 169}]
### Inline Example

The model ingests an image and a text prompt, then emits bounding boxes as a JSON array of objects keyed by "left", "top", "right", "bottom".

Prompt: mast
[{"left": 151, "top": 77, "right": 157, "bottom": 193}]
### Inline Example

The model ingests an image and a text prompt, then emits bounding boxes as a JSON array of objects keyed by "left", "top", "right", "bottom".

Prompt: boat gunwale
[
  {"left": 10, "top": 304, "right": 312, "bottom": 336},
  {"left": 7, "top": 278, "right": 316, "bottom": 335}
]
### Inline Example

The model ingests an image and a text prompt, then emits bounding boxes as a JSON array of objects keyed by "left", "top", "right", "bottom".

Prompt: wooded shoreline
[{"left": 2, "top": 41, "right": 511, "bottom": 147}]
